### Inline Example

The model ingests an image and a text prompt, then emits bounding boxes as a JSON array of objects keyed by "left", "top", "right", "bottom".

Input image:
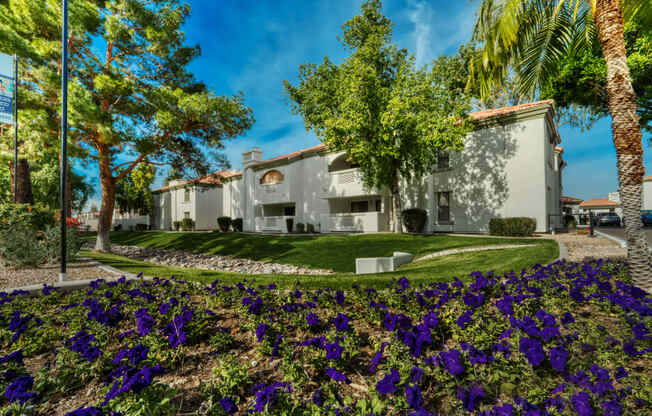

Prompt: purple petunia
[
  {"left": 65, "top": 407, "right": 103, "bottom": 416},
  {"left": 66, "top": 330, "right": 102, "bottom": 362},
  {"left": 0, "top": 349, "right": 23, "bottom": 365},
  {"left": 571, "top": 392, "right": 593, "bottom": 416},
  {"left": 219, "top": 397, "right": 237, "bottom": 415},
  {"left": 103, "top": 364, "right": 164, "bottom": 405},
  {"left": 325, "top": 367, "right": 350, "bottom": 384},
  {"left": 135, "top": 308, "right": 155, "bottom": 337},
  {"left": 336, "top": 290, "right": 345, "bottom": 305},
  {"left": 456, "top": 310, "right": 473, "bottom": 329},
  {"left": 405, "top": 384, "right": 423, "bottom": 409},
  {"left": 548, "top": 346, "right": 568, "bottom": 372},
  {"left": 3, "top": 375, "right": 36, "bottom": 404},
  {"left": 306, "top": 312, "right": 319, "bottom": 327},
  {"left": 519, "top": 337, "right": 545, "bottom": 367},
  {"left": 369, "top": 342, "right": 388, "bottom": 373},
  {"left": 325, "top": 341, "right": 344, "bottom": 360},
  {"left": 334, "top": 313, "right": 350, "bottom": 331},
  {"left": 376, "top": 368, "right": 400, "bottom": 395},
  {"left": 457, "top": 384, "right": 485, "bottom": 411},
  {"left": 312, "top": 388, "right": 325, "bottom": 406},
  {"left": 256, "top": 323, "right": 268, "bottom": 342},
  {"left": 410, "top": 366, "right": 424, "bottom": 384},
  {"left": 438, "top": 350, "right": 464, "bottom": 377},
  {"left": 600, "top": 400, "right": 622, "bottom": 416},
  {"left": 252, "top": 382, "right": 292, "bottom": 412}
]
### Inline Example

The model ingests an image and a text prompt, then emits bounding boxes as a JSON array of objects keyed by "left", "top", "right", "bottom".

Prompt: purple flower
[
  {"left": 219, "top": 397, "right": 237, "bottom": 415},
  {"left": 248, "top": 297, "right": 264, "bottom": 315},
  {"left": 159, "top": 303, "right": 171, "bottom": 314},
  {"left": 306, "top": 312, "right": 319, "bottom": 327},
  {"left": 614, "top": 366, "right": 628, "bottom": 380},
  {"left": 0, "top": 350, "right": 23, "bottom": 365},
  {"left": 65, "top": 407, "right": 102, "bottom": 416},
  {"left": 325, "top": 367, "right": 350, "bottom": 384},
  {"left": 256, "top": 323, "right": 268, "bottom": 342},
  {"left": 252, "top": 382, "right": 292, "bottom": 412},
  {"left": 66, "top": 330, "right": 101, "bottom": 362},
  {"left": 135, "top": 308, "right": 154, "bottom": 337},
  {"left": 271, "top": 334, "right": 283, "bottom": 357},
  {"left": 423, "top": 311, "right": 439, "bottom": 329},
  {"left": 398, "top": 277, "right": 410, "bottom": 290},
  {"left": 369, "top": 342, "right": 388, "bottom": 373},
  {"left": 103, "top": 365, "right": 164, "bottom": 404},
  {"left": 336, "top": 290, "right": 345, "bottom": 305},
  {"left": 128, "top": 344, "right": 149, "bottom": 365},
  {"left": 3, "top": 375, "right": 35, "bottom": 404},
  {"left": 325, "top": 341, "right": 344, "bottom": 360},
  {"left": 438, "top": 350, "right": 464, "bottom": 377},
  {"left": 496, "top": 296, "right": 514, "bottom": 315},
  {"left": 334, "top": 313, "right": 350, "bottom": 331},
  {"left": 312, "top": 388, "right": 325, "bottom": 406},
  {"left": 405, "top": 384, "right": 423, "bottom": 409},
  {"left": 600, "top": 400, "right": 622, "bottom": 416},
  {"left": 410, "top": 366, "right": 424, "bottom": 384},
  {"left": 376, "top": 369, "right": 400, "bottom": 395},
  {"left": 463, "top": 292, "right": 485, "bottom": 309},
  {"left": 457, "top": 384, "right": 485, "bottom": 411},
  {"left": 456, "top": 310, "right": 473, "bottom": 329},
  {"left": 571, "top": 392, "right": 593, "bottom": 416},
  {"left": 519, "top": 337, "right": 545, "bottom": 367},
  {"left": 548, "top": 346, "right": 568, "bottom": 372}
]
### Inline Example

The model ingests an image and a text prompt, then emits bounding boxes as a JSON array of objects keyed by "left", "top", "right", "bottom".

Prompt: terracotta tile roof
[
  {"left": 152, "top": 170, "right": 242, "bottom": 193},
  {"left": 252, "top": 144, "right": 327, "bottom": 168},
  {"left": 644, "top": 175, "right": 652, "bottom": 182},
  {"left": 469, "top": 100, "right": 555, "bottom": 121},
  {"left": 579, "top": 198, "right": 620, "bottom": 208},
  {"left": 561, "top": 196, "right": 583, "bottom": 204},
  {"left": 555, "top": 146, "right": 564, "bottom": 152}
]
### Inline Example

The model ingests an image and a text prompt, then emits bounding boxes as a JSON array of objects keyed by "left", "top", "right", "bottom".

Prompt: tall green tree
[
  {"left": 284, "top": 0, "right": 472, "bottom": 232},
  {"left": 115, "top": 163, "right": 154, "bottom": 216},
  {"left": 4, "top": 0, "right": 255, "bottom": 251},
  {"left": 471, "top": 0, "right": 652, "bottom": 288}
]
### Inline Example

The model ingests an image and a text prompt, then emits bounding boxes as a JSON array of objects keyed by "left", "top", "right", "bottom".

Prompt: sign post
[{"left": 0, "top": 53, "right": 16, "bottom": 202}]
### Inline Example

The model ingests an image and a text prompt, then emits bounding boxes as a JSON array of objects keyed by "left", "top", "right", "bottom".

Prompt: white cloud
[{"left": 406, "top": 1, "right": 435, "bottom": 67}]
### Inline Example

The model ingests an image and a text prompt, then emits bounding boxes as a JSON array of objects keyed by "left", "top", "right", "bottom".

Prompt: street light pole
[
  {"left": 12, "top": 55, "right": 17, "bottom": 203},
  {"left": 59, "top": 0, "right": 69, "bottom": 282}
]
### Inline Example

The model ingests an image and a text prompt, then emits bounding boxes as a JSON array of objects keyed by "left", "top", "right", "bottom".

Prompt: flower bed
[{"left": 0, "top": 260, "right": 650, "bottom": 415}]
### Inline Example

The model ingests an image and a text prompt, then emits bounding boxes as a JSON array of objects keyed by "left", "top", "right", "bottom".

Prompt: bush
[
  {"left": 0, "top": 203, "right": 54, "bottom": 232},
  {"left": 401, "top": 208, "right": 428, "bottom": 233},
  {"left": 232, "top": 218, "right": 243, "bottom": 232},
  {"left": 135, "top": 223, "right": 148, "bottom": 232},
  {"left": 563, "top": 214, "right": 576, "bottom": 228},
  {"left": 41, "top": 225, "right": 83, "bottom": 264},
  {"left": 114, "top": 224, "right": 123, "bottom": 231},
  {"left": 181, "top": 218, "right": 195, "bottom": 231},
  {"left": 0, "top": 223, "right": 47, "bottom": 267},
  {"left": 285, "top": 218, "right": 293, "bottom": 233},
  {"left": 217, "top": 216, "right": 232, "bottom": 232},
  {"left": 489, "top": 217, "right": 537, "bottom": 236},
  {"left": 173, "top": 221, "right": 181, "bottom": 231},
  {"left": 306, "top": 223, "right": 316, "bottom": 233},
  {"left": 295, "top": 222, "right": 305, "bottom": 233}
]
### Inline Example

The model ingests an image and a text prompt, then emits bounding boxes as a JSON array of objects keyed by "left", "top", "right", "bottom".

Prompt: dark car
[
  {"left": 594, "top": 212, "right": 621, "bottom": 227},
  {"left": 642, "top": 211, "right": 652, "bottom": 226}
]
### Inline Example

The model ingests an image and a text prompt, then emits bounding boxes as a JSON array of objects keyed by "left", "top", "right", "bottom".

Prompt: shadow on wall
[{"left": 448, "top": 121, "right": 519, "bottom": 232}]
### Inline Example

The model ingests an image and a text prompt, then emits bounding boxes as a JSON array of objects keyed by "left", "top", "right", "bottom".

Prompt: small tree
[
  {"left": 284, "top": 0, "right": 471, "bottom": 232},
  {"left": 115, "top": 163, "right": 155, "bottom": 216}
]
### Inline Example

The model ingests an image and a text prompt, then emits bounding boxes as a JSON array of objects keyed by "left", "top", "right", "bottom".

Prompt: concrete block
[
  {"left": 392, "top": 252, "right": 414, "bottom": 267},
  {"left": 355, "top": 257, "right": 395, "bottom": 274}
]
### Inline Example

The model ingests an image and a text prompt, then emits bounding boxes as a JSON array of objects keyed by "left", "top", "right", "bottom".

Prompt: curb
[{"left": 594, "top": 230, "right": 627, "bottom": 248}]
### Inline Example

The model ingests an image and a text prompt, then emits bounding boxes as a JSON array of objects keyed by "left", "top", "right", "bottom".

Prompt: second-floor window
[
  {"left": 437, "top": 151, "right": 450, "bottom": 170},
  {"left": 184, "top": 188, "right": 190, "bottom": 202},
  {"left": 260, "top": 170, "right": 284, "bottom": 185}
]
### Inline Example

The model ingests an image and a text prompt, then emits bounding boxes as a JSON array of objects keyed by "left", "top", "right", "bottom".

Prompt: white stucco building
[{"left": 151, "top": 100, "right": 564, "bottom": 234}]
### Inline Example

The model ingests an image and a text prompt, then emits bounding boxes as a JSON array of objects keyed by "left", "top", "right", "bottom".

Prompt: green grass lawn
[
  {"left": 82, "top": 232, "right": 559, "bottom": 289},
  {"left": 97, "top": 231, "right": 556, "bottom": 273}
]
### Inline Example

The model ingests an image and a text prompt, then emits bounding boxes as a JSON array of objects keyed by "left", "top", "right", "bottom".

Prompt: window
[
  {"left": 184, "top": 211, "right": 190, "bottom": 219},
  {"left": 437, "top": 192, "right": 451, "bottom": 222},
  {"left": 437, "top": 151, "right": 450, "bottom": 170},
  {"left": 260, "top": 170, "right": 284, "bottom": 185},
  {"left": 184, "top": 188, "right": 190, "bottom": 202},
  {"left": 375, "top": 200, "right": 382, "bottom": 212},
  {"left": 284, "top": 206, "right": 296, "bottom": 216},
  {"left": 351, "top": 200, "right": 369, "bottom": 213}
]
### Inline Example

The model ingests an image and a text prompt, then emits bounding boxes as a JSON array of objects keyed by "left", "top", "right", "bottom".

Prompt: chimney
[{"left": 242, "top": 147, "right": 263, "bottom": 168}]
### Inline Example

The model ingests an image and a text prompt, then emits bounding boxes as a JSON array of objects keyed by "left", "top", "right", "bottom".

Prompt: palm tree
[{"left": 471, "top": 0, "right": 652, "bottom": 289}]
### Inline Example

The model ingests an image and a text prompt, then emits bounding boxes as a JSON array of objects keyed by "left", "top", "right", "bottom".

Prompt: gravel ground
[
  {"left": 541, "top": 232, "right": 626, "bottom": 262},
  {"left": 0, "top": 259, "right": 119, "bottom": 290}
]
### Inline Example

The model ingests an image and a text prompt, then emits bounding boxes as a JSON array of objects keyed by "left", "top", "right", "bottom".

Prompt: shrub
[
  {"left": 181, "top": 218, "right": 195, "bottom": 231},
  {"left": 0, "top": 223, "right": 47, "bottom": 267},
  {"left": 401, "top": 208, "right": 428, "bottom": 233},
  {"left": 114, "top": 224, "right": 123, "bottom": 231},
  {"left": 0, "top": 203, "right": 55, "bottom": 232},
  {"left": 563, "top": 214, "right": 576, "bottom": 228},
  {"left": 135, "top": 223, "right": 148, "bottom": 232},
  {"left": 41, "top": 225, "right": 83, "bottom": 264},
  {"left": 217, "top": 216, "right": 232, "bottom": 232},
  {"left": 232, "top": 218, "right": 243, "bottom": 232},
  {"left": 306, "top": 223, "right": 316, "bottom": 233},
  {"left": 295, "top": 222, "right": 305, "bottom": 233},
  {"left": 285, "top": 218, "right": 293, "bottom": 233},
  {"left": 489, "top": 217, "right": 537, "bottom": 236},
  {"left": 173, "top": 221, "right": 181, "bottom": 231}
]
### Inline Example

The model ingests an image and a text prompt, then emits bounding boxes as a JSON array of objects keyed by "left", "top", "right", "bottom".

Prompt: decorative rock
[{"left": 108, "top": 245, "right": 334, "bottom": 275}]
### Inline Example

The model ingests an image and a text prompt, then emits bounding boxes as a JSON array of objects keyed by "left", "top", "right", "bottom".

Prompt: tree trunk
[
  {"left": 95, "top": 155, "right": 115, "bottom": 252},
  {"left": 594, "top": 0, "right": 652, "bottom": 289},
  {"left": 10, "top": 158, "right": 34, "bottom": 204},
  {"left": 391, "top": 173, "right": 402, "bottom": 233}
]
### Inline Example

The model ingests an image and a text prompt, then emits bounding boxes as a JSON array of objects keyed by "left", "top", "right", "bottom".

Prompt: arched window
[
  {"left": 260, "top": 170, "right": 284, "bottom": 185},
  {"left": 329, "top": 154, "right": 359, "bottom": 172}
]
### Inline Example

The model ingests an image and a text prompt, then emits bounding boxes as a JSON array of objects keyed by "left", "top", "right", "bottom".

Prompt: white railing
[
  {"left": 321, "top": 212, "right": 385, "bottom": 232},
  {"left": 254, "top": 216, "right": 294, "bottom": 233},
  {"left": 321, "top": 168, "right": 375, "bottom": 198}
]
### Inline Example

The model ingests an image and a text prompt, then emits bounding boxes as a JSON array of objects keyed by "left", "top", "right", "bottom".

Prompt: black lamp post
[
  {"left": 59, "top": 0, "right": 69, "bottom": 282},
  {"left": 12, "top": 55, "right": 17, "bottom": 203}
]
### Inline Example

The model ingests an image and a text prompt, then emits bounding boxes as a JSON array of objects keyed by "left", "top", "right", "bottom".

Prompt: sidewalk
[{"left": 540, "top": 232, "right": 626, "bottom": 262}]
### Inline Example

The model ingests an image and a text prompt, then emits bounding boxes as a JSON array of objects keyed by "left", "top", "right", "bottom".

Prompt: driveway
[{"left": 594, "top": 226, "right": 652, "bottom": 245}]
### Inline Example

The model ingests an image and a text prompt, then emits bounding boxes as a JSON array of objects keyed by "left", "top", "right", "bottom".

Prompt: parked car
[
  {"left": 642, "top": 211, "right": 652, "bottom": 226},
  {"left": 594, "top": 212, "right": 621, "bottom": 227}
]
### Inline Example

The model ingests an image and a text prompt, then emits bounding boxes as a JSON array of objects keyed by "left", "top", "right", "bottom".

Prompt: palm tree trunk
[{"left": 594, "top": 0, "right": 651, "bottom": 289}]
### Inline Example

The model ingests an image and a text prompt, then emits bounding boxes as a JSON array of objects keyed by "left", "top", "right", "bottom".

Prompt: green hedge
[
  {"left": 401, "top": 208, "right": 428, "bottom": 233},
  {"left": 181, "top": 218, "right": 195, "bottom": 231},
  {"left": 0, "top": 203, "right": 55, "bottom": 232},
  {"left": 232, "top": 218, "right": 243, "bottom": 232},
  {"left": 489, "top": 217, "right": 537, "bottom": 236},
  {"left": 217, "top": 216, "right": 232, "bottom": 232},
  {"left": 295, "top": 222, "right": 305, "bottom": 233}
]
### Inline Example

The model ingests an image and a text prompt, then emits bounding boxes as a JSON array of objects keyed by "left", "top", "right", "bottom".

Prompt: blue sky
[{"left": 81, "top": 0, "right": 651, "bottom": 208}]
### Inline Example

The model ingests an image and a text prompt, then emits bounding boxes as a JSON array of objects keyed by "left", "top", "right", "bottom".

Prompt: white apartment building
[{"left": 151, "top": 100, "right": 564, "bottom": 234}]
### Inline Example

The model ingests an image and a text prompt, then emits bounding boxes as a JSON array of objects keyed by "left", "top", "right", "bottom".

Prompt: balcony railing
[
  {"left": 254, "top": 216, "right": 294, "bottom": 233},
  {"left": 320, "top": 168, "right": 376, "bottom": 199},
  {"left": 320, "top": 211, "right": 386, "bottom": 232}
]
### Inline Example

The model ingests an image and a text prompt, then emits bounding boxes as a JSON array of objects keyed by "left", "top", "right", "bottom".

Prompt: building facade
[{"left": 151, "top": 100, "right": 564, "bottom": 234}]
